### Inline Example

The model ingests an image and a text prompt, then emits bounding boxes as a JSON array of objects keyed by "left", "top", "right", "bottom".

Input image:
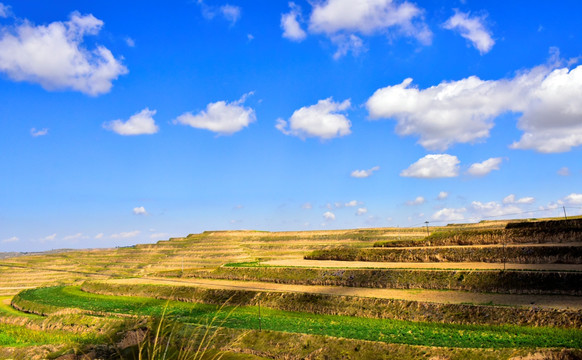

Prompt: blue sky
[{"left": 1, "top": 0, "right": 581, "bottom": 252}]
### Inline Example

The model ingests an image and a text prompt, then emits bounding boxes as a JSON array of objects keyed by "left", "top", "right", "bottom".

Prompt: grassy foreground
[{"left": 13, "top": 286, "right": 582, "bottom": 350}]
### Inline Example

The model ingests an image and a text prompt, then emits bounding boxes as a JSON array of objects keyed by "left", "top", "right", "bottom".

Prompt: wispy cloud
[
  {"left": 443, "top": 10, "right": 494, "bottom": 54},
  {"left": 30, "top": 128, "right": 48, "bottom": 137}
]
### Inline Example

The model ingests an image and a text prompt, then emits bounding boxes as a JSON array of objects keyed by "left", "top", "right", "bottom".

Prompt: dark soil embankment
[{"left": 157, "top": 267, "right": 582, "bottom": 295}]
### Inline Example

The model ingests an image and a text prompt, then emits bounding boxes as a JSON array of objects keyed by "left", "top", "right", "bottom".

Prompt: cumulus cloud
[
  {"left": 510, "top": 64, "right": 582, "bottom": 153},
  {"left": 443, "top": 10, "right": 494, "bottom": 54},
  {"left": 432, "top": 207, "right": 466, "bottom": 221},
  {"left": 406, "top": 196, "right": 425, "bottom": 206},
  {"left": 280, "top": 0, "right": 431, "bottom": 58},
  {"left": 467, "top": 157, "right": 503, "bottom": 176},
  {"left": 323, "top": 211, "right": 336, "bottom": 221},
  {"left": 175, "top": 93, "right": 255, "bottom": 135},
  {"left": 367, "top": 52, "right": 582, "bottom": 152},
  {"left": 557, "top": 167, "right": 571, "bottom": 176},
  {"left": 356, "top": 207, "right": 368, "bottom": 215},
  {"left": 276, "top": 98, "right": 351, "bottom": 140},
  {"left": 437, "top": 191, "right": 449, "bottom": 200},
  {"left": 503, "top": 194, "right": 535, "bottom": 204},
  {"left": 2, "top": 236, "right": 18, "bottom": 243},
  {"left": 281, "top": 2, "right": 307, "bottom": 41},
  {"left": 133, "top": 206, "right": 147, "bottom": 215},
  {"left": 0, "top": 12, "right": 127, "bottom": 95},
  {"left": 400, "top": 154, "right": 460, "bottom": 178},
  {"left": 103, "top": 108, "right": 159, "bottom": 135},
  {"left": 309, "top": 0, "right": 432, "bottom": 52},
  {"left": 564, "top": 193, "right": 582, "bottom": 205},
  {"left": 471, "top": 201, "right": 521, "bottom": 217},
  {"left": 30, "top": 128, "right": 48, "bottom": 137},
  {"left": 110, "top": 230, "right": 140, "bottom": 239},
  {"left": 351, "top": 165, "right": 380, "bottom": 178}
]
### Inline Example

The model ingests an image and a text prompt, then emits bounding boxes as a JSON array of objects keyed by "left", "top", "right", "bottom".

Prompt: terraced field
[{"left": 1, "top": 217, "right": 581, "bottom": 359}]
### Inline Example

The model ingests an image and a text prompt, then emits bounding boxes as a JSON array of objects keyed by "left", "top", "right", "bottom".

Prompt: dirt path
[
  {"left": 264, "top": 258, "right": 582, "bottom": 271},
  {"left": 105, "top": 277, "right": 582, "bottom": 310}
]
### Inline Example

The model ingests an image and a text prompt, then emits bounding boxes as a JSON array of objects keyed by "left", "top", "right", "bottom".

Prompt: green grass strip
[
  {"left": 15, "top": 286, "right": 582, "bottom": 349},
  {"left": 0, "top": 322, "right": 99, "bottom": 347}
]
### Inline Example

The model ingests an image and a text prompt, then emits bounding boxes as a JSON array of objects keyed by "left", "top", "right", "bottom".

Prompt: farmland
[{"left": 0, "top": 217, "right": 581, "bottom": 359}]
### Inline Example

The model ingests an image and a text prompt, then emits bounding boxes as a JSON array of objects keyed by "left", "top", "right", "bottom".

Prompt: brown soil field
[
  {"left": 264, "top": 258, "right": 582, "bottom": 271},
  {"left": 107, "top": 277, "right": 582, "bottom": 310}
]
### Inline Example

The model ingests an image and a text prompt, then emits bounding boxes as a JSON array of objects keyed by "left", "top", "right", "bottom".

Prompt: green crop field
[{"left": 13, "top": 286, "right": 582, "bottom": 350}]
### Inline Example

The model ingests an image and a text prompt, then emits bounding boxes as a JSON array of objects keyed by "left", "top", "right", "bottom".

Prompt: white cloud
[
  {"left": 103, "top": 108, "right": 159, "bottom": 135},
  {"left": 247, "top": 34, "right": 254, "bottom": 41},
  {"left": 510, "top": 64, "right": 582, "bottom": 153},
  {"left": 110, "top": 230, "right": 140, "bottom": 239},
  {"left": 366, "top": 54, "right": 582, "bottom": 152},
  {"left": 351, "top": 165, "right": 380, "bottom": 178},
  {"left": 350, "top": 166, "right": 380, "bottom": 179},
  {"left": 356, "top": 207, "right": 368, "bottom": 215},
  {"left": 323, "top": 211, "right": 336, "bottom": 221},
  {"left": 125, "top": 37, "right": 135, "bottom": 47},
  {"left": 281, "top": 2, "right": 307, "bottom": 41},
  {"left": 443, "top": 10, "right": 494, "bottom": 54},
  {"left": 400, "top": 154, "right": 460, "bottom": 178},
  {"left": 133, "top": 206, "right": 147, "bottom": 215},
  {"left": 198, "top": 1, "right": 241, "bottom": 25},
  {"left": 308, "top": 0, "right": 432, "bottom": 50},
  {"left": 471, "top": 201, "right": 521, "bottom": 217},
  {"left": 432, "top": 207, "right": 466, "bottom": 221},
  {"left": 0, "top": 12, "right": 127, "bottom": 95},
  {"left": 2, "top": 236, "right": 18, "bottom": 243},
  {"left": 406, "top": 196, "right": 425, "bottom": 206},
  {"left": 220, "top": 5, "right": 241, "bottom": 25},
  {"left": 30, "top": 128, "right": 48, "bottom": 137},
  {"left": 301, "top": 202, "right": 313, "bottom": 209},
  {"left": 345, "top": 200, "right": 358, "bottom": 207},
  {"left": 564, "top": 193, "right": 582, "bottom": 205},
  {"left": 175, "top": 92, "right": 255, "bottom": 135},
  {"left": 557, "top": 167, "right": 571, "bottom": 176},
  {"left": 94, "top": 233, "right": 104, "bottom": 239},
  {"left": 0, "top": 3, "right": 11, "bottom": 18},
  {"left": 503, "top": 194, "right": 535, "bottom": 204},
  {"left": 467, "top": 157, "right": 503, "bottom": 176},
  {"left": 276, "top": 97, "right": 351, "bottom": 140},
  {"left": 437, "top": 191, "right": 449, "bottom": 200}
]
